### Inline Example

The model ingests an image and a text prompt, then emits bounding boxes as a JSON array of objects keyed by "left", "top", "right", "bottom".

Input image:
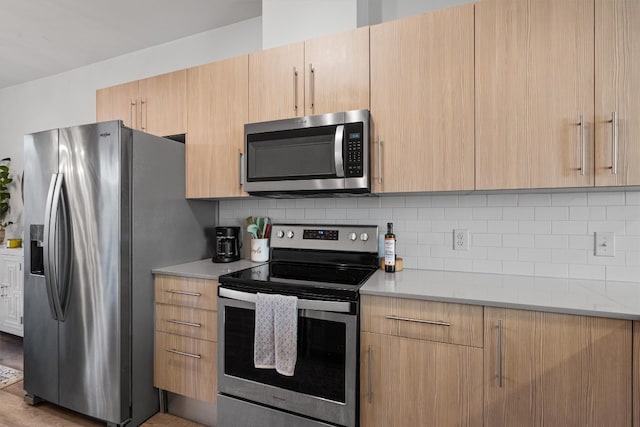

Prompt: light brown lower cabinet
[
  {"left": 360, "top": 332, "right": 483, "bottom": 427},
  {"left": 153, "top": 275, "right": 218, "bottom": 404},
  {"left": 634, "top": 321, "right": 640, "bottom": 427},
  {"left": 484, "top": 307, "right": 632, "bottom": 427}
]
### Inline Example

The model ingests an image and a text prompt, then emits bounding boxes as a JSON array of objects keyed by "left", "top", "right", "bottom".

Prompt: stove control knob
[
  {"left": 348, "top": 232, "right": 357, "bottom": 241},
  {"left": 286, "top": 230, "right": 295, "bottom": 239},
  {"left": 360, "top": 233, "right": 369, "bottom": 242},
  {"left": 276, "top": 230, "right": 285, "bottom": 238}
]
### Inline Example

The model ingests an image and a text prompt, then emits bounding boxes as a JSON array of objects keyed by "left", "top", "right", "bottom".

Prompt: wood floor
[{"left": 0, "top": 333, "right": 204, "bottom": 427}]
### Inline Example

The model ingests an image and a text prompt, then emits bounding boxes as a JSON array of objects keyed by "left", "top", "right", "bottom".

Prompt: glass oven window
[{"left": 224, "top": 306, "right": 346, "bottom": 403}]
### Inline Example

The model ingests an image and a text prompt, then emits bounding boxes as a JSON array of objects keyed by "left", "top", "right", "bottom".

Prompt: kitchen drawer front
[
  {"left": 154, "top": 274, "right": 218, "bottom": 310},
  {"left": 361, "top": 295, "right": 483, "bottom": 348},
  {"left": 155, "top": 304, "right": 216, "bottom": 342},
  {"left": 154, "top": 331, "right": 217, "bottom": 403}
]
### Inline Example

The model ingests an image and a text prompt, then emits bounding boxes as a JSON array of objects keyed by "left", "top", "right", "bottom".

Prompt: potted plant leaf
[{"left": 0, "top": 157, "right": 13, "bottom": 244}]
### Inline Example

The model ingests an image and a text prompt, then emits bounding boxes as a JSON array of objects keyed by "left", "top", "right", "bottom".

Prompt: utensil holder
[{"left": 250, "top": 239, "right": 269, "bottom": 262}]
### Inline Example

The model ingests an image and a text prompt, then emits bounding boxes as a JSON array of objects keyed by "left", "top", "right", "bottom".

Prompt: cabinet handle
[
  {"left": 309, "top": 64, "right": 315, "bottom": 112},
  {"left": 377, "top": 136, "right": 382, "bottom": 185},
  {"left": 239, "top": 151, "right": 244, "bottom": 187},
  {"left": 293, "top": 67, "right": 298, "bottom": 113},
  {"left": 577, "top": 115, "right": 585, "bottom": 176},
  {"left": 367, "top": 345, "right": 372, "bottom": 404},
  {"left": 497, "top": 320, "right": 503, "bottom": 387},
  {"left": 167, "top": 319, "right": 202, "bottom": 328},
  {"left": 140, "top": 98, "right": 146, "bottom": 130},
  {"left": 167, "top": 348, "right": 201, "bottom": 359},
  {"left": 165, "top": 289, "right": 201, "bottom": 297},
  {"left": 384, "top": 315, "right": 450, "bottom": 327},
  {"left": 608, "top": 111, "right": 618, "bottom": 175},
  {"left": 130, "top": 100, "right": 136, "bottom": 128}
]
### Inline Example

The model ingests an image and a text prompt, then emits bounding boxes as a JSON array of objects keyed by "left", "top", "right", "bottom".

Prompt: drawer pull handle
[
  {"left": 167, "top": 319, "right": 202, "bottom": 328},
  {"left": 385, "top": 315, "right": 450, "bottom": 327},
  {"left": 166, "top": 289, "right": 201, "bottom": 297},
  {"left": 167, "top": 349, "right": 201, "bottom": 359}
]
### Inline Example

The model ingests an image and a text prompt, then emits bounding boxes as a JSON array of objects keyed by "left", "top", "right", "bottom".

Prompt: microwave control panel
[{"left": 345, "top": 122, "right": 364, "bottom": 178}]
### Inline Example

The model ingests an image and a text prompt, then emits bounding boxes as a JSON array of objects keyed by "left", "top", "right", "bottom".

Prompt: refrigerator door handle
[
  {"left": 56, "top": 176, "right": 73, "bottom": 321},
  {"left": 44, "top": 173, "right": 67, "bottom": 321}
]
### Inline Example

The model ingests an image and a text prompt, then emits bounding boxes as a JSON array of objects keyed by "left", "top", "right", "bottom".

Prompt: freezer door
[
  {"left": 23, "top": 129, "right": 60, "bottom": 404},
  {"left": 57, "top": 122, "right": 131, "bottom": 424}
]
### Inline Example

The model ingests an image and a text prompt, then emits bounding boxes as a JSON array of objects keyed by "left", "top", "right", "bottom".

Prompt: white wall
[
  {"left": 220, "top": 191, "right": 640, "bottom": 283},
  {"left": 0, "top": 17, "right": 262, "bottom": 237}
]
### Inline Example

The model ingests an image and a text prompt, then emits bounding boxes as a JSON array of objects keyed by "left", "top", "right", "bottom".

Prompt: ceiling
[{"left": 0, "top": 0, "right": 262, "bottom": 89}]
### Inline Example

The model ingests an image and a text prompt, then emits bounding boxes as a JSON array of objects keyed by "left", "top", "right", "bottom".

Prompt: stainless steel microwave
[{"left": 243, "top": 109, "right": 370, "bottom": 196}]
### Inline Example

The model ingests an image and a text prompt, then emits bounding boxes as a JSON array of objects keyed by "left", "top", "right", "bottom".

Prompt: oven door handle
[{"left": 219, "top": 287, "right": 352, "bottom": 314}]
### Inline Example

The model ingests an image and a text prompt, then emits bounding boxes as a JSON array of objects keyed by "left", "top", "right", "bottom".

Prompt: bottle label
[{"left": 384, "top": 239, "right": 395, "bottom": 265}]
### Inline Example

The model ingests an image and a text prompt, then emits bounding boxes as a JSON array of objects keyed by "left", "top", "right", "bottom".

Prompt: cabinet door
[
  {"left": 249, "top": 43, "right": 305, "bottom": 122},
  {"left": 361, "top": 332, "right": 483, "bottom": 427},
  {"left": 304, "top": 27, "right": 369, "bottom": 115},
  {"left": 186, "top": 55, "right": 249, "bottom": 198},
  {"left": 595, "top": 0, "right": 640, "bottom": 186},
  {"left": 96, "top": 81, "right": 139, "bottom": 129},
  {"left": 0, "top": 255, "right": 23, "bottom": 336},
  {"left": 476, "top": 0, "right": 594, "bottom": 189},
  {"left": 370, "top": 5, "right": 474, "bottom": 193},
  {"left": 138, "top": 70, "right": 187, "bottom": 137},
  {"left": 484, "top": 308, "right": 632, "bottom": 427},
  {"left": 634, "top": 321, "right": 640, "bottom": 427}
]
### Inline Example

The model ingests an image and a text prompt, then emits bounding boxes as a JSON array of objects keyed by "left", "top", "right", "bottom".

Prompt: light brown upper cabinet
[
  {"left": 484, "top": 307, "right": 632, "bottom": 427},
  {"left": 595, "top": 0, "right": 640, "bottom": 186},
  {"left": 186, "top": 55, "right": 248, "bottom": 198},
  {"left": 248, "top": 27, "right": 369, "bottom": 123},
  {"left": 370, "top": 5, "right": 475, "bottom": 193},
  {"left": 96, "top": 70, "right": 187, "bottom": 137},
  {"left": 477, "top": 0, "right": 640, "bottom": 189}
]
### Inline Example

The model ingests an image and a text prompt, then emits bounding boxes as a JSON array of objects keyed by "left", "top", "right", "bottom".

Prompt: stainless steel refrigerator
[{"left": 23, "top": 121, "right": 214, "bottom": 426}]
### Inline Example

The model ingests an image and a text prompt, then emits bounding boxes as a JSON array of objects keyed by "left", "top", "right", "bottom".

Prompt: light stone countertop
[
  {"left": 152, "top": 258, "right": 260, "bottom": 281},
  {"left": 361, "top": 268, "right": 640, "bottom": 320}
]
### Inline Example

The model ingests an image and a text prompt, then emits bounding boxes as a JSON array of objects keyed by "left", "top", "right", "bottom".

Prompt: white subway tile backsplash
[
  {"left": 472, "top": 207, "right": 502, "bottom": 220},
  {"left": 627, "top": 191, "right": 640, "bottom": 205},
  {"left": 569, "top": 206, "right": 606, "bottom": 220},
  {"left": 488, "top": 194, "right": 518, "bottom": 206},
  {"left": 220, "top": 191, "right": 640, "bottom": 282},
  {"left": 488, "top": 220, "right": 518, "bottom": 234},
  {"left": 535, "top": 235, "right": 569, "bottom": 249},
  {"left": 519, "top": 221, "right": 552, "bottom": 234},
  {"left": 535, "top": 207, "right": 569, "bottom": 221},
  {"left": 473, "top": 233, "right": 502, "bottom": 247},
  {"left": 607, "top": 206, "right": 640, "bottom": 220},
  {"left": 503, "top": 207, "right": 534, "bottom": 220},
  {"left": 587, "top": 192, "right": 625, "bottom": 206},
  {"left": 551, "top": 193, "right": 587, "bottom": 206},
  {"left": 444, "top": 208, "right": 473, "bottom": 220},
  {"left": 519, "top": 194, "right": 552, "bottom": 207},
  {"left": 606, "top": 266, "right": 640, "bottom": 282}
]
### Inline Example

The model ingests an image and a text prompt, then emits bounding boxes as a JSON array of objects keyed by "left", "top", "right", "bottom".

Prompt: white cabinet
[{"left": 0, "top": 248, "right": 23, "bottom": 337}]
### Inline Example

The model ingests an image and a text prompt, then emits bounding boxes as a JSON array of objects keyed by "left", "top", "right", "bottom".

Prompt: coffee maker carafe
[{"left": 213, "top": 226, "right": 241, "bottom": 263}]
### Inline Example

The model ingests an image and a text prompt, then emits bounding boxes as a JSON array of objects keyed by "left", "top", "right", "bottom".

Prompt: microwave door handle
[{"left": 334, "top": 125, "right": 345, "bottom": 178}]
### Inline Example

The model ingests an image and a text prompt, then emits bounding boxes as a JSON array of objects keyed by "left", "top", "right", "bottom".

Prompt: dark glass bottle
[{"left": 384, "top": 222, "right": 396, "bottom": 273}]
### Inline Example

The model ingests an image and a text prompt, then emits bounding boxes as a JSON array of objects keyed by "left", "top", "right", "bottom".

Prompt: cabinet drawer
[
  {"left": 361, "top": 295, "right": 483, "bottom": 348},
  {"left": 154, "top": 331, "right": 216, "bottom": 403},
  {"left": 154, "top": 275, "right": 217, "bottom": 310},
  {"left": 156, "top": 304, "right": 216, "bottom": 342}
]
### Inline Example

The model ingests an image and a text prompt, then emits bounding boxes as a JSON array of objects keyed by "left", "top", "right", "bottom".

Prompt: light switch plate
[{"left": 594, "top": 232, "right": 615, "bottom": 257}]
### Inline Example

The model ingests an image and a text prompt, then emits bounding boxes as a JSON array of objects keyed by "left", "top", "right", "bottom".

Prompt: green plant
[{"left": 0, "top": 157, "right": 13, "bottom": 228}]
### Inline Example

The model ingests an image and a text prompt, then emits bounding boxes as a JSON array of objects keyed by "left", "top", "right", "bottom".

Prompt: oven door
[{"left": 217, "top": 293, "right": 358, "bottom": 427}]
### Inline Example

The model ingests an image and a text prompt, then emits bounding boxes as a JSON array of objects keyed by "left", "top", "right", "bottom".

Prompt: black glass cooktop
[{"left": 218, "top": 261, "right": 377, "bottom": 301}]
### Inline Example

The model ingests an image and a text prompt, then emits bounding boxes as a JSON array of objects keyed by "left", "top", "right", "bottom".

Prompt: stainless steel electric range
[{"left": 217, "top": 224, "right": 379, "bottom": 427}]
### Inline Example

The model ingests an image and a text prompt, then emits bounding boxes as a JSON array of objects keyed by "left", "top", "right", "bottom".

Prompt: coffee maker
[{"left": 213, "top": 226, "right": 241, "bottom": 263}]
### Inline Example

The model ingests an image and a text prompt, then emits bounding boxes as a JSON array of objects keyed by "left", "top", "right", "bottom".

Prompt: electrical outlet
[
  {"left": 594, "top": 232, "right": 615, "bottom": 257},
  {"left": 453, "top": 229, "right": 469, "bottom": 251}
]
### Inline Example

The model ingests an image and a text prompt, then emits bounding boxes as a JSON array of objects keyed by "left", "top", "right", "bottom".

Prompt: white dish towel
[{"left": 254, "top": 293, "right": 298, "bottom": 376}]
